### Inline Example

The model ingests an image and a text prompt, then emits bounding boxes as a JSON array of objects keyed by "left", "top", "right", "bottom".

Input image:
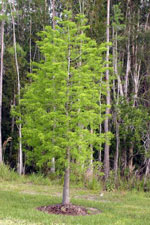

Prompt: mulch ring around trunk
[{"left": 37, "top": 204, "right": 101, "bottom": 216}]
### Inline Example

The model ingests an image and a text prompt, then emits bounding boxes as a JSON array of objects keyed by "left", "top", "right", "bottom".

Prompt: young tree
[{"left": 22, "top": 11, "right": 108, "bottom": 204}]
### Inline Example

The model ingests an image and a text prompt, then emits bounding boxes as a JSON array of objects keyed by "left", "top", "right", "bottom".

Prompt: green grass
[
  {"left": 0, "top": 178, "right": 150, "bottom": 225},
  {"left": 0, "top": 165, "right": 150, "bottom": 225}
]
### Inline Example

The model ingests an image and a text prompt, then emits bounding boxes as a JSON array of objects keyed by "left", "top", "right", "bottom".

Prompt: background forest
[{"left": 1, "top": 0, "right": 150, "bottom": 192}]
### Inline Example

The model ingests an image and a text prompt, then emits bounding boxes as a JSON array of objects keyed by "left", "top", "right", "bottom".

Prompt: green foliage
[
  {"left": 112, "top": 3, "right": 126, "bottom": 32},
  {"left": 105, "top": 171, "right": 115, "bottom": 192},
  {"left": 21, "top": 11, "right": 109, "bottom": 174},
  {"left": 7, "top": 44, "right": 26, "bottom": 57},
  {"left": 119, "top": 100, "right": 149, "bottom": 147}
]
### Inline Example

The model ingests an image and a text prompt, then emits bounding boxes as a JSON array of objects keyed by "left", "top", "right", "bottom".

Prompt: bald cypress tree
[{"left": 22, "top": 11, "right": 108, "bottom": 203}]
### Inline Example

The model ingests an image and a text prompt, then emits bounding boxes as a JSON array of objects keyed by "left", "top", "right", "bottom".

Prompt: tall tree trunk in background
[
  {"left": 98, "top": 81, "right": 102, "bottom": 163},
  {"left": 128, "top": 8, "right": 141, "bottom": 175},
  {"left": 11, "top": 0, "right": 23, "bottom": 175},
  {"left": 125, "top": 37, "right": 131, "bottom": 98},
  {"left": 79, "top": 0, "right": 85, "bottom": 14},
  {"left": 52, "top": 0, "right": 56, "bottom": 29},
  {"left": 0, "top": 0, "right": 5, "bottom": 164},
  {"left": 124, "top": 0, "right": 131, "bottom": 98},
  {"left": 29, "top": 0, "right": 32, "bottom": 74},
  {"left": 128, "top": 144, "right": 134, "bottom": 174},
  {"left": 112, "top": 27, "right": 123, "bottom": 182},
  {"left": 122, "top": 148, "right": 127, "bottom": 173},
  {"left": 132, "top": 10, "right": 141, "bottom": 105},
  {"left": 89, "top": 128, "right": 93, "bottom": 178},
  {"left": 104, "top": 0, "right": 110, "bottom": 181},
  {"left": 144, "top": 159, "right": 150, "bottom": 186},
  {"left": 45, "top": 0, "right": 48, "bottom": 24},
  {"left": 10, "top": 91, "right": 15, "bottom": 159},
  {"left": 114, "top": 119, "right": 120, "bottom": 181},
  {"left": 143, "top": 13, "right": 150, "bottom": 186}
]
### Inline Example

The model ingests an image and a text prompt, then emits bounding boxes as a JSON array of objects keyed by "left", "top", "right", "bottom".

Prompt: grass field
[{"left": 0, "top": 177, "right": 150, "bottom": 225}]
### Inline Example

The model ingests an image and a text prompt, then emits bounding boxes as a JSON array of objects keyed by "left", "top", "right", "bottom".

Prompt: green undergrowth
[
  {"left": 1, "top": 164, "right": 149, "bottom": 192},
  {"left": 0, "top": 164, "right": 18, "bottom": 181},
  {"left": 0, "top": 165, "right": 150, "bottom": 225},
  {"left": 0, "top": 164, "right": 51, "bottom": 186}
]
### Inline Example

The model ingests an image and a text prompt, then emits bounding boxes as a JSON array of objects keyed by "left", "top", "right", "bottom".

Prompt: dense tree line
[{"left": 0, "top": 0, "right": 150, "bottom": 191}]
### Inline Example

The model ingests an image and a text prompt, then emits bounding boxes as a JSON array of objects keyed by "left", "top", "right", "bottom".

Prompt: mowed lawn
[{"left": 0, "top": 180, "right": 150, "bottom": 225}]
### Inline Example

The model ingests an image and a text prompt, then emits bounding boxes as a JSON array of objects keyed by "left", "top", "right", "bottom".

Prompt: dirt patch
[{"left": 37, "top": 204, "right": 101, "bottom": 216}]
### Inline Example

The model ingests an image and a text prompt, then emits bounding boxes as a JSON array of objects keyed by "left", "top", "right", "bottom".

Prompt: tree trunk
[
  {"left": 144, "top": 158, "right": 150, "bottom": 186},
  {"left": 98, "top": 123, "right": 102, "bottom": 163},
  {"left": 29, "top": 0, "right": 32, "bottom": 74},
  {"left": 104, "top": 0, "right": 110, "bottom": 180},
  {"left": 129, "top": 11, "right": 140, "bottom": 174},
  {"left": 128, "top": 144, "right": 134, "bottom": 174},
  {"left": 0, "top": 0, "right": 5, "bottom": 164},
  {"left": 52, "top": 0, "right": 56, "bottom": 29},
  {"left": 51, "top": 157, "right": 55, "bottom": 173},
  {"left": 88, "top": 128, "right": 93, "bottom": 179},
  {"left": 125, "top": 37, "right": 131, "bottom": 98},
  {"left": 112, "top": 26, "right": 123, "bottom": 182},
  {"left": 11, "top": 0, "right": 23, "bottom": 175},
  {"left": 121, "top": 139, "right": 127, "bottom": 175},
  {"left": 124, "top": 0, "right": 131, "bottom": 98},
  {"left": 62, "top": 147, "right": 70, "bottom": 204},
  {"left": 114, "top": 118, "right": 120, "bottom": 181},
  {"left": 99, "top": 62, "right": 103, "bottom": 163},
  {"left": 10, "top": 91, "right": 15, "bottom": 158},
  {"left": 79, "top": 0, "right": 85, "bottom": 14}
]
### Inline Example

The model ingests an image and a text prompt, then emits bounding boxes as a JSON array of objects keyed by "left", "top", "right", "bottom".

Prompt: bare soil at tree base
[{"left": 37, "top": 204, "right": 101, "bottom": 216}]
